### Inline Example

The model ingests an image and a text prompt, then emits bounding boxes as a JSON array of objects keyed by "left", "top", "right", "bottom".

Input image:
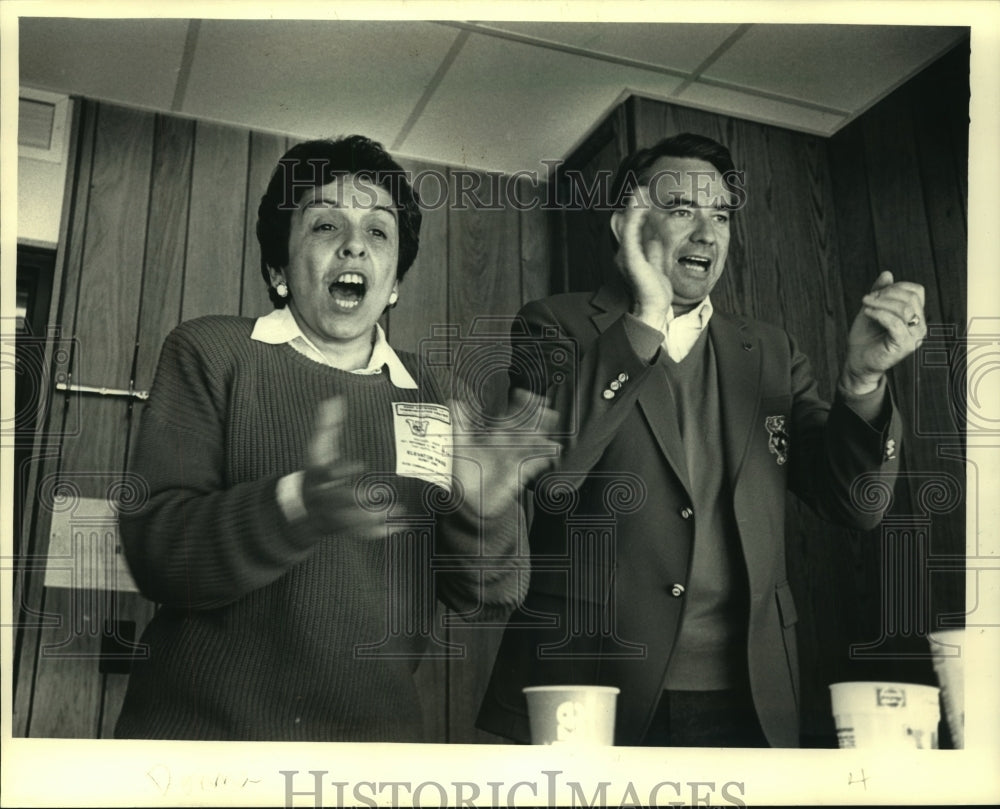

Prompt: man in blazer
[{"left": 477, "top": 133, "right": 927, "bottom": 747}]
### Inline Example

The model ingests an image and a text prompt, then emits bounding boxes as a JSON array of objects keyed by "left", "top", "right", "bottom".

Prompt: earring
[
  {"left": 275, "top": 282, "right": 289, "bottom": 298},
  {"left": 388, "top": 290, "right": 399, "bottom": 305}
]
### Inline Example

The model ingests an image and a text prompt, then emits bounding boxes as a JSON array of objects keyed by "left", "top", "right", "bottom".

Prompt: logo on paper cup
[
  {"left": 876, "top": 686, "right": 907, "bottom": 708},
  {"left": 836, "top": 729, "right": 856, "bottom": 748},
  {"left": 555, "top": 700, "right": 586, "bottom": 742},
  {"left": 524, "top": 685, "right": 618, "bottom": 745}
]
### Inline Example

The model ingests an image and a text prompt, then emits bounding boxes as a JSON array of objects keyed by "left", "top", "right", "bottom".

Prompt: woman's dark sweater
[{"left": 115, "top": 316, "right": 525, "bottom": 741}]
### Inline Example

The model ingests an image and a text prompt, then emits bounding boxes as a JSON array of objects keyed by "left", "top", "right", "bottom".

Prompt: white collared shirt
[
  {"left": 664, "top": 297, "right": 714, "bottom": 362},
  {"left": 251, "top": 306, "right": 417, "bottom": 388}
]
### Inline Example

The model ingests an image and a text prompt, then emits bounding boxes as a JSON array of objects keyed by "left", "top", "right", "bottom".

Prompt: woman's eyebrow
[{"left": 304, "top": 198, "right": 396, "bottom": 215}]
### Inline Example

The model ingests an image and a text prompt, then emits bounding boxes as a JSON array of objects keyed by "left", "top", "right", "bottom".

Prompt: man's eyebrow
[{"left": 658, "top": 195, "right": 732, "bottom": 210}]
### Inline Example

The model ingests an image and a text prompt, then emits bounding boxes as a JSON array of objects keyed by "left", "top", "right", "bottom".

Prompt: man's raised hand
[{"left": 841, "top": 271, "right": 927, "bottom": 395}]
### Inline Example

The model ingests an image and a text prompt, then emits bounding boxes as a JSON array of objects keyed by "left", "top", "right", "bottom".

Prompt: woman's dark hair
[{"left": 256, "top": 135, "right": 422, "bottom": 308}]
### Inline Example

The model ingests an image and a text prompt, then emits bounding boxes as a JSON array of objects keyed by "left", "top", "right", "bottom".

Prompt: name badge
[{"left": 393, "top": 402, "right": 453, "bottom": 492}]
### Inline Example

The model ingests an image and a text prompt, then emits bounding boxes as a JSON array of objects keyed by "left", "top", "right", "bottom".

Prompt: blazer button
[
  {"left": 671, "top": 583, "right": 686, "bottom": 598},
  {"left": 602, "top": 389, "right": 615, "bottom": 400},
  {"left": 679, "top": 506, "right": 694, "bottom": 519},
  {"left": 618, "top": 372, "right": 628, "bottom": 383}
]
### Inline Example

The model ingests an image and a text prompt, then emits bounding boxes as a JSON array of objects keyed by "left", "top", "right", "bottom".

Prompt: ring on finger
[{"left": 907, "top": 314, "right": 921, "bottom": 327}]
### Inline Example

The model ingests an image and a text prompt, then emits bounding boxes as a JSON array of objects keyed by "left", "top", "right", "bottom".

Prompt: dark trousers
[{"left": 641, "top": 687, "right": 770, "bottom": 747}]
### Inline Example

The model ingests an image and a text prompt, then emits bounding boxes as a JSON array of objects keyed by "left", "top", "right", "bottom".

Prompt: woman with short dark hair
[{"left": 115, "top": 135, "right": 551, "bottom": 741}]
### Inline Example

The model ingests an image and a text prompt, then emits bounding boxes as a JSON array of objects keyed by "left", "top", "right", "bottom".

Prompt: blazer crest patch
[{"left": 765, "top": 415, "right": 789, "bottom": 465}]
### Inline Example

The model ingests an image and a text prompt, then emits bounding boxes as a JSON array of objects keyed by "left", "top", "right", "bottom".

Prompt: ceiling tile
[
  {"left": 704, "top": 24, "right": 968, "bottom": 112},
  {"left": 182, "top": 20, "right": 460, "bottom": 144},
  {"left": 400, "top": 31, "right": 684, "bottom": 175},
  {"left": 678, "top": 81, "right": 848, "bottom": 136},
  {"left": 14, "top": 19, "right": 967, "bottom": 176},
  {"left": 469, "top": 22, "right": 743, "bottom": 73},
  {"left": 19, "top": 18, "right": 188, "bottom": 110}
]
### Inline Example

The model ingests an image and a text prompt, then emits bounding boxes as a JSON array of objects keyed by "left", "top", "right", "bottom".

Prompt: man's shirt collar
[
  {"left": 666, "top": 297, "right": 714, "bottom": 330},
  {"left": 662, "top": 297, "right": 713, "bottom": 362},
  {"left": 251, "top": 307, "right": 417, "bottom": 389}
]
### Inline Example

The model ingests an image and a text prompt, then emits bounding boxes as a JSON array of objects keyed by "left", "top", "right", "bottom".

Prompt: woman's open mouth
[{"left": 329, "top": 272, "right": 367, "bottom": 311}]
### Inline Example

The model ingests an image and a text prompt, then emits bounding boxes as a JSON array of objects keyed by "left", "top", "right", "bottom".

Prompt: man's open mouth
[
  {"left": 329, "top": 272, "right": 366, "bottom": 310},
  {"left": 679, "top": 255, "right": 712, "bottom": 273}
]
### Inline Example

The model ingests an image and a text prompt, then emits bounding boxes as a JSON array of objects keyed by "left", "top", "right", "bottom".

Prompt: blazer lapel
[
  {"left": 709, "top": 313, "right": 763, "bottom": 485},
  {"left": 590, "top": 283, "right": 693, "bottom": 497},
  {"left": 637, "top": 365, "right": 693, "bottom": 497},
  {"left": 589, "top": 282, "right": 626, "bottom": 334}
]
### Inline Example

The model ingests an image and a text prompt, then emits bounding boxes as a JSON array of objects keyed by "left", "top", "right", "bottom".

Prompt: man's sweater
[
  {"left": 115, "top": 316, "right": 524, "bottom": 741},
  {"left": 660, "top": 329, "right": 748, "bottom": 690}
]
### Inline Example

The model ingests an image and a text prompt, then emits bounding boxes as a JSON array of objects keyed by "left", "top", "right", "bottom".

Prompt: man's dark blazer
[{"left": 477, "top": 282, "right": 903, "bottom": 747}]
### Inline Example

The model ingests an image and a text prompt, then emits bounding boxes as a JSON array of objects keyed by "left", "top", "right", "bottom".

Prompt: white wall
[{"left": 18, "top": 90, "right": 72, "bottom": 247}]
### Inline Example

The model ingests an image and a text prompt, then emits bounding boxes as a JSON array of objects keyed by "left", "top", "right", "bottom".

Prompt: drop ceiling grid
[
  {"left": 399, "top": 30, "right": 686, "bottom": 174},
  {"left": 702, "top": 23, "right": 969, "bottom": 112},
  {"left": 180, "top": 20, "right": 461, "bottom": 146},
  {"left": 15, "top": 18, "right": 970, "bottom": 174},
  {"left": 19, "top": 17, "right": 189, "bottom": 111},
  {"left": 454, "top": 21, "right": 746, "bottom": 75}
]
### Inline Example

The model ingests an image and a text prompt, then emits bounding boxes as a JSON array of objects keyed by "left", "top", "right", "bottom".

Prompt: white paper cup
[
  {"left": 928, "top": 629, "right": 965, "bottom": 748},
  {"left": 523, "top": 685, "right": 620, "bottom": 745},
  {"left": 829, "top": 681, "right": 940, "bottom": 749}
]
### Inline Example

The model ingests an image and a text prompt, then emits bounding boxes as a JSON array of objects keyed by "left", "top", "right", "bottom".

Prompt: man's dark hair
[
  {"left": 256, "top": 135, "right": 422, "bottom": 308},
  {"left": 609, "top": 132, "right": 739, "bottom": 212}
]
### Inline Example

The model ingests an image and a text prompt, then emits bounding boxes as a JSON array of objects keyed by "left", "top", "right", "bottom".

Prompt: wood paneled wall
[
  {"left": 13, "top": 98, "right": 551, "bottom": 740},
  {"left": 824, "top": 41, "right": 968, "bottom": 735},
  {"left": 551, "top": 42, "right": 969, "bottom": 745}
]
